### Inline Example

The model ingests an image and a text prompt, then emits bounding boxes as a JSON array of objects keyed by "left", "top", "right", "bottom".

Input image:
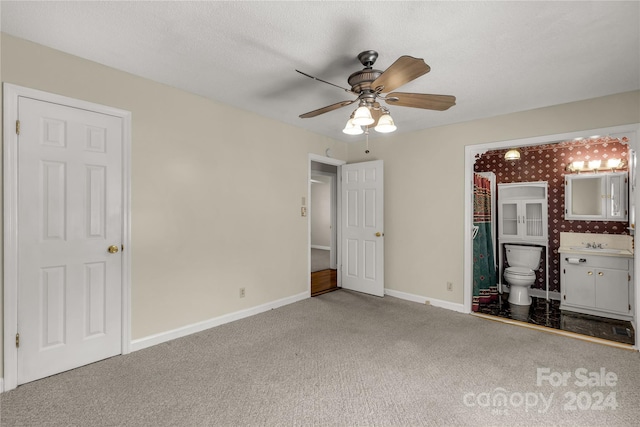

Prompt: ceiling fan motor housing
[{"left": 348, "top": 69, "right": 383, "bottom": 94}]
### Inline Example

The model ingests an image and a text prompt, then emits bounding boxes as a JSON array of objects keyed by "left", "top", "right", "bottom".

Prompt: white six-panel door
[
  {"left": 16, "top": 97, "right": 124, "bottom": 385},
  {"left": 341, "top": 160, "right": 384, "bottom": 297}
]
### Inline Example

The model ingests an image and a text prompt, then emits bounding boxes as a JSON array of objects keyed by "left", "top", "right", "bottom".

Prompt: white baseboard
[
  {"left": 384, "top": 288, "right": 466, "bottom": 313},
  {"left": 130, "top": 291, "right": 309, "bottom": 352},
  {"left": 0, "top": 378, "right": 4, "bottom": 393},
  {"left": 310, "top": 245, "right": 330, "bottom": 250}
]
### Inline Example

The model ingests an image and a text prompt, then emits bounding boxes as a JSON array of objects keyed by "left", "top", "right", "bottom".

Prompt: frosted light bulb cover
[
  {"left": 374, "top": 114, "right": 397, "bottom": 133},
  {"left": 342, "top": 118, "right": 364, "bottom": 135},
  {"left": 352, "top": 106, "right": 374, "bottom": 126}
]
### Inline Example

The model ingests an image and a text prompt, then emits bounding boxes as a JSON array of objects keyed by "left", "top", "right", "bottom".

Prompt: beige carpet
[{"left": 1, "top": 290, "right": 639, "bottom": 426}]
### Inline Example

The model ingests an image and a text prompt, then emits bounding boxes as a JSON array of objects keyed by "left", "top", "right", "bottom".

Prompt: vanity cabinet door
[
  {"left": 561, "top": 255, "right": 632, "bottom": 320},
  {"left": 595, "top": 268, "right": 629, "bottom": 314},
  {"left": 563, "top": 263, "right": 595, "bottom": 308}
]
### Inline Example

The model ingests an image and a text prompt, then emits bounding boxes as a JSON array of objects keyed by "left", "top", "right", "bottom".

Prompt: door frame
[
  {"left": 3, "top": 83, "right": 132, "bottom": 391},
  {"left": 309, "top": 154, "right": 345, "bottom": 294},
  {"left": 464, "top": 123, "right": 640, "bottom": 349}
]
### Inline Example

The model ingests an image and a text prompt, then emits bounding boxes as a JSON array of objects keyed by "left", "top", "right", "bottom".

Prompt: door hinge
[
  {"left": 629, "top": 274, "right": 631, "bottom": 282},
  {"left": 15, "top": 333, "right": 20, "bottom": 348},
  {"left": 629, "top": 304, "right": 632, "bottom": 311},
  {"left": 16, "top": 120, "right": 20, "bottom": 135}
]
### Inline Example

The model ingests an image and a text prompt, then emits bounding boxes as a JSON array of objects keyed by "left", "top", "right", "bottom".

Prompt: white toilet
[{"left": 503, "top": 244, "right": 543, "bottom": 306}]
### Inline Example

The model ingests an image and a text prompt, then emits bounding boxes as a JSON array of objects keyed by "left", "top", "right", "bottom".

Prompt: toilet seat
[{"left": 505, "top": 266, "right": 535, "bottom": 276}]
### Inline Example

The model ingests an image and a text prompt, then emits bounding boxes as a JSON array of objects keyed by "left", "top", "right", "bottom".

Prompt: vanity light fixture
[
  {"left": 565, "top": 158, "right": 626, "bottom": 173},
  {"left": 504, "top": 149, "right": 521, "bottom": 161}
]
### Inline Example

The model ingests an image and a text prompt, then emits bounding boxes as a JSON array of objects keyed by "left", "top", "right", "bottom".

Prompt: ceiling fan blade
[
  {"left": 385, "top": 93, "right": 456, "bottom": 111},
  {"left": 296, "top": 69, "right": 354, "bottom": 94},
  {"left": 371, "top": 56, "right": 431, "bottom": 93},
  {"left": 299, "top": 100, "right": 356, "bottom": 118}
]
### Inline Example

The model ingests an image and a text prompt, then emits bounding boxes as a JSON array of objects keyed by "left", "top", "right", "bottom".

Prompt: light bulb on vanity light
[
  {"left": 572, "top": 161, "right": 585, "bottom": 171},
  {"left": 588, "top": 160, "right": 602, "bottom": 170},
  {"left": 607, "top": 158, "right": 622, "bottom": 169}
]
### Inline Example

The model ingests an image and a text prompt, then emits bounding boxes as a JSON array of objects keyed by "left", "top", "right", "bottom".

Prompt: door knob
[
  {"left": 375, "top": 232, "right": 382, "bottom": 237},
  {"left": 108, "top": 245, "right": 119, "bottom": 254}
]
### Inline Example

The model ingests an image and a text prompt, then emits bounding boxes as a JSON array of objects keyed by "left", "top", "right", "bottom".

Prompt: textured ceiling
[{"left": 1, "top": 1, "right": 639, "bottom": 142}]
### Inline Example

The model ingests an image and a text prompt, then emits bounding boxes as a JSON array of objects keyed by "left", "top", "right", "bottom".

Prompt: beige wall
[
  {"left": 0, "top": 33, "right": 347, "bottom": 376},
  {"left": 347, "top": 90, "right": 640, "bottom": 304}
]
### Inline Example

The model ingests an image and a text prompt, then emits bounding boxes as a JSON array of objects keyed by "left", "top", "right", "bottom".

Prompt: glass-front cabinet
[
  {"left": 564, "top": 172, "right": 628, "bottom": 221},
  {"left": 498, "top": 182, "right": 548, "bottom": 242}
]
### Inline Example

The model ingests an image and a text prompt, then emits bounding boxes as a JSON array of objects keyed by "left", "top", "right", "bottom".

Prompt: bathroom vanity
[{"left": 559, "top": 232, "right": 634, "bottom": 321}]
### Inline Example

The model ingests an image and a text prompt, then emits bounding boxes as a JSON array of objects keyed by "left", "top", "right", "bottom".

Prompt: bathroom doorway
[{"left": 465, "top": 124, "right": 640, "bottom": 348}]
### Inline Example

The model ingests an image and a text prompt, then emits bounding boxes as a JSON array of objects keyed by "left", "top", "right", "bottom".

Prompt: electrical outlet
[
  {"left": 239, "top": 287, "right": 246, "bottom": 298},
  {"left": 447, "top": 282, "right": 453, "bottom": 291},
  {"left": 301, "top": 206, "right": 307, "bottom": 217}
]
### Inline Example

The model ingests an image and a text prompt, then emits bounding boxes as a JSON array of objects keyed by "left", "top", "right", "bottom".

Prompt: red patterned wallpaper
[{"left": 474, "top": 137, "right": 629, "bottom": 293}]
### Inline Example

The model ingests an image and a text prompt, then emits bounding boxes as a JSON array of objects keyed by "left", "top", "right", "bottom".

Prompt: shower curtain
[{"left": 473, "top": 173, "right": 497, "bottom": 310}]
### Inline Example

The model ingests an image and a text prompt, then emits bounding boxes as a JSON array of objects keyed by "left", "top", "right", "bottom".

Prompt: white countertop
[{"left": 558, "top": 246, "right": 633, "bottom": 258}]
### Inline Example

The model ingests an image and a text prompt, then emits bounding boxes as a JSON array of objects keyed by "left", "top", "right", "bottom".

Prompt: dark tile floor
[{"left": 477, "top": 295, "right": 635, "bottom": 345}]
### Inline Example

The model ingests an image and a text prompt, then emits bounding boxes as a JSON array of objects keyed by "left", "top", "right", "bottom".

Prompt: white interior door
[
  {"left": 17, "top": 97, "right": 124, "bottom": 385},
  {"left": 341, "top": 160, "right": 384, "bottom": 296}
]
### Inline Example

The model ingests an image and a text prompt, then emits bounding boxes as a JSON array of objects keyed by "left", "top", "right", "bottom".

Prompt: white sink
[{"left": 569, "top": 247, "right": 625, "bottom": 254}]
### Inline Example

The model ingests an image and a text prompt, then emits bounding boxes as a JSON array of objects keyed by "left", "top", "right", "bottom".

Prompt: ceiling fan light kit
[
  {"left": 297, "top": 50, "right": 456, "bottom": 138},
  {"left": 352, "top": 105, "right": 375, "bottom": 126},
  {"left": 374, "top": 113, "right": 397, "bottom": 133},
  {"left": 342, "top": 118, "right": 364, "bottom": 135}
]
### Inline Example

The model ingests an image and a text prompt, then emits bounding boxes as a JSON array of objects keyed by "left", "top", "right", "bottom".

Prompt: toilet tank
[{"left": 504, "top": 244, "right": 543, "bottom": 269}]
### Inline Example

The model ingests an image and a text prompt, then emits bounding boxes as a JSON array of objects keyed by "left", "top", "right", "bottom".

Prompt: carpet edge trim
[{"left": 472, "top": 312, "right": 638, "bottom": 351}]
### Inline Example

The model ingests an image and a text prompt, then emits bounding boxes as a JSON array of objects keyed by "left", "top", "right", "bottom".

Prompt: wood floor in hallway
[{"left": 311, "top": 269, "right": 337, "bottom": 296}]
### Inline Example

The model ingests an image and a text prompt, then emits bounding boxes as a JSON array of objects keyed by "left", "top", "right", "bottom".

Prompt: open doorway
[
  {"left": 310, "top": 161, "right": 338, "bottom": 296},
  {"left": 309, "top": 154, "right": 345, "bottom": 296},
  {"left": 464, "top": 124, "right": 640, "bottom": 349}
]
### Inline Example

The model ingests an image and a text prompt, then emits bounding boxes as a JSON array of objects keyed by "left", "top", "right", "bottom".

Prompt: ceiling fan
[{"left": 296, "top": 50, "right": 456, "bottom": 135}]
